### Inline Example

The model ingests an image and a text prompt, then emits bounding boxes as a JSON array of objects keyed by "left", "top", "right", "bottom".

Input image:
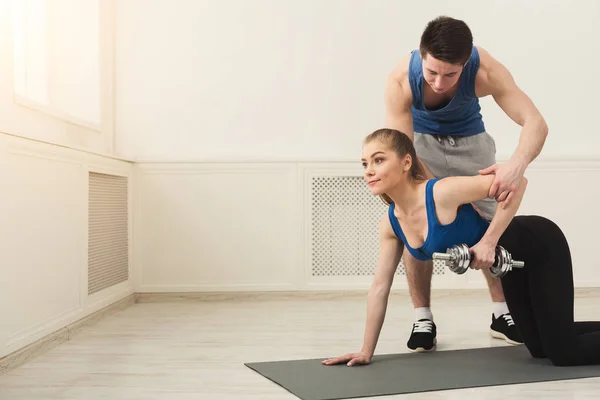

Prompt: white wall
[
  {"left": 118, "top": 1, "right": 600, "bottom": 292},
  {"left": 0, "top": 1, "right": 134, "bottom": 360},
  {"left": 0, "top": 134, "right": 134, "bottom": 359},
  {"left": 133, "top": 159, "right": 600, "bottom": 292},
  {"left": 115, "top": 0, "right": 600, "bottom": 161}
]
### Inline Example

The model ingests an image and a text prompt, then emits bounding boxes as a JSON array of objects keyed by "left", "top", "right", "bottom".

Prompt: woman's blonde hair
[{"left": 364, "top": 128, "right": 425, "bottom": 205}]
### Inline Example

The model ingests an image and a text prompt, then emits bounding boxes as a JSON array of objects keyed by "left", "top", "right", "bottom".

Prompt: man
[{"left": 384, "top": 15, "right": 548, "bottom": 352}]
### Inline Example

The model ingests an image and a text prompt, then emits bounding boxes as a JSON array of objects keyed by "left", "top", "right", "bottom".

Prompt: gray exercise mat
[{"left": 245, "top": 345, "right": 600, "bottom": 400}]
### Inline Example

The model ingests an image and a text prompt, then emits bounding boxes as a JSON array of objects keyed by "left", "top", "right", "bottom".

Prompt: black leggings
[{"left": 497, "top": 215, "right": 600, "bottom": 366}]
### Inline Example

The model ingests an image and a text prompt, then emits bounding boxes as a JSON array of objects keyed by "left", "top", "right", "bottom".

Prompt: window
[{"left": 12, "top": 0, "right": 101, "bottom": 130}]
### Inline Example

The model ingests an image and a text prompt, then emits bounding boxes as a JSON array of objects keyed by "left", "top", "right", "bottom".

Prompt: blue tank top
[
  {"left": 388, "top": 178, "right": 490, "bottom": 261},
  {"left": 408, "top": 46, "right": 485, "bottom": 136}
]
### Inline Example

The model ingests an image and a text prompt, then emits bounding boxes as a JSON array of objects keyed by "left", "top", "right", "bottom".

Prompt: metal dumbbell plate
[
  {"left": 490, "top": 246, "right": 525, "bottom": 278},
  {"left": 434, "top": 243, "right": 471, "bottom": 274}
]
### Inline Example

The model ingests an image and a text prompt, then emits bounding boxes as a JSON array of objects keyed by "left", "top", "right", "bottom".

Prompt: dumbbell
[{"left": 432, "top": 244, "right": 524, "bottom": 278}]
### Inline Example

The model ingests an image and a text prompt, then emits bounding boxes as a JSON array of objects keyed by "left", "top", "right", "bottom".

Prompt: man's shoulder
[
  {"left": 388, "top": 53, "right": 411, "bottom": 81},
  {"left": 473, "top": 46, "right": 513, "bottom": 96},
  {"left": 474, "top": 46, "right": 511, "bottom": 78},
  {"left": 474, "top": 46, "right": 493, "bottom": 74},
  {"left": 385, "top": 53, "right": 413, "bottom": 104}
]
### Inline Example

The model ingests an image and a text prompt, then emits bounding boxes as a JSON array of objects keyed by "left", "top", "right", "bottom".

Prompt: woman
[{"left": 322, "top": 128, "right": 600, "bottom": 367}]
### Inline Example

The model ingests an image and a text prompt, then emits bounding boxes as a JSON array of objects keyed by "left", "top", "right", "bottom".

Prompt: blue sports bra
[{"left": 388, "top": 178, "right": 490, "bottom": 261}]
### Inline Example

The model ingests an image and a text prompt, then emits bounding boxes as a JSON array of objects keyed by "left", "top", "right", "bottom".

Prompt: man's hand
[
  {"left": 478, "top": 156, "right": 527, "bottom": 207},
  {"left": 469, "top": 238, "right": 497, "bottom": 270}
]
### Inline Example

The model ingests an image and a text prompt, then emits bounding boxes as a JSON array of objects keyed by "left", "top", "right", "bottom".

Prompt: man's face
[{"left": 422, "top": 53, "right": 465, "bottom": 94}]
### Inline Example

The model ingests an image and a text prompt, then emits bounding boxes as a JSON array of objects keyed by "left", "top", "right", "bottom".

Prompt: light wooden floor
[{"left": 2, "top": 289, "right": 600, "bottom": 399}]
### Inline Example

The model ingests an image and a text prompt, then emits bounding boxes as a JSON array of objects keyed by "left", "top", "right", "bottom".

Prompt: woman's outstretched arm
[{"left": 322, "top": 213, "right": 403, "bottom": 366}]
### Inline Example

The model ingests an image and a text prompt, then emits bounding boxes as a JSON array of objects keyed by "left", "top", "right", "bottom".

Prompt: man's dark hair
[{"left": 419, "top": 16, "right": 473, "bottom": 65}]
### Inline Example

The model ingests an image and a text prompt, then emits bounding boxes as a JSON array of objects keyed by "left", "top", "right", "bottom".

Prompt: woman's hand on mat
[
  {"left": 321, "top": 351, "right": 372, "bottom": 367},
  {"left": 469, "top": 239, "right": 496, "bottom": 270}
]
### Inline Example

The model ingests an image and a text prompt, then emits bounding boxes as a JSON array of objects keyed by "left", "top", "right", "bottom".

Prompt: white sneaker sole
[
  {"left": 490, "top": 329, "right": 523, "bottom": 345},
  {"left": 408, "top": 338, "right": 437, "bottom": 353}
]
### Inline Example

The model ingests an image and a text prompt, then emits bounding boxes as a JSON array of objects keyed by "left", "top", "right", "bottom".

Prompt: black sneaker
[
  {"left": 407, "top": 319, "right": 437, "bottom": 352},
  {"left": 490, "top": 313, "right": 523, "bottom": 345}
]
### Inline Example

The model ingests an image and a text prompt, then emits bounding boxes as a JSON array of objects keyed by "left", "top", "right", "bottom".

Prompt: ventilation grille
[
  {"left": 88, "top": 172, "right": 129, "bottom": 295},
  {"left": 310, "top": 176, "right": 446, "bottom": 276}
]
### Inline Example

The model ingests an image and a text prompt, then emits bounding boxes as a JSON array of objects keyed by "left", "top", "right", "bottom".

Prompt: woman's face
[{"left": 361, "top": 139, "right": 410, "bottom": 197}]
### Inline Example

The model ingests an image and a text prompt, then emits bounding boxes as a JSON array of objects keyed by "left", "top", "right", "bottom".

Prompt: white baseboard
[
  {"left": 0, "top": 292, "right": 135, "bottom": 375},
  {"left": 137, "top": 283, "right": 298, "bottom": 293}
]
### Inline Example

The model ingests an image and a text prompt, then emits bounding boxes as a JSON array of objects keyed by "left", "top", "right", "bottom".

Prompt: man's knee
[
  {"left": 402, "top": 251, "right": 434, "bottom": 295},
  {"left": 402, "top": 250, "right": 433, "bottom": 273},
  {"left": 402, "top": 250, "right": 433, "bottom": 307}
]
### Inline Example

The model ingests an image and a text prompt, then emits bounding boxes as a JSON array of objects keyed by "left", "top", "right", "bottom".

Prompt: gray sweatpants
[{"left": 414, "top": 131, "right": 498, "bottom": 220}]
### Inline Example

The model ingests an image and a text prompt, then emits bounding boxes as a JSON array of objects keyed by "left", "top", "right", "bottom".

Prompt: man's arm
[
  {"left": 384, "top": 73, "right": 415, "bottom": 140},
  {"left": 476, "top": 46, "right": 548, "bottom": 164},
  {"left": 475, "top": 46, "right": 548, "bottom": 202},
  {"left": 384, "top": 66, "right": 434, "bottom": 179}
]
